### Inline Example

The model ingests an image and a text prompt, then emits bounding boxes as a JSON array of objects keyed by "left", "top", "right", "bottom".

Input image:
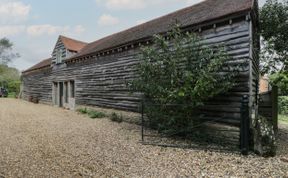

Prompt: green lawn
[
  {"left": 279, "top": 114, "right": 288, "bottom": 123},
  {"left": 8, "top": 92, "right": 17, "bottom": 98}
]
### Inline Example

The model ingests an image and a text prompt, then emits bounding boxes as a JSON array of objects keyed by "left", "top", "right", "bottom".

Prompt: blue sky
[{"left": 0, "top": 0, "right": 267, "bottom": 71}]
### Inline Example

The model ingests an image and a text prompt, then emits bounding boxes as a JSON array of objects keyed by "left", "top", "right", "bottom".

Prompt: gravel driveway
[{"left": 0, "top": 99, "right": 287, "bottom": 177}]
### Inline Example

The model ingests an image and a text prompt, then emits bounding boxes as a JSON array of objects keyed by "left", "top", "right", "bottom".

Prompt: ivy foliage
[{"left": 130, "top": 26, "right": 239, "bottom": 133}]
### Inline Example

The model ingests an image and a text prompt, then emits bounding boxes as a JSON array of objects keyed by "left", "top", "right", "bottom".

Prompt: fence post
[
  {"left": 141, "top": 100, "right": 144, "bottom": 142},
  {"left": 272, "top": 86, "right": 278, "bottom": 133},
  {"left": 240, "top": 95, "right": 249, "bottom": 155}
]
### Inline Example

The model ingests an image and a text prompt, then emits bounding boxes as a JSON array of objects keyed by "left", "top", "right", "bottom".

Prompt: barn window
[
  {"left": 70, "top": 80, "right": 75, "bottom": 98},
  {"left": 56, "top": 49, "right": 62, "bottom": 64}
]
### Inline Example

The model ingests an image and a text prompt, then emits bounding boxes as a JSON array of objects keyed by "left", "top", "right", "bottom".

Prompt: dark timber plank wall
[
  {"left": 22, "top": 18, "right": 254, "bottom": 125},
  {"left": 22, "top": 68, "right": 52, "bottom": 104},
  {"left": 250, "top": 0, "right": 260, "bottom": 109},
  {"left": 52, "top": 39, "right": 66, "bottom": 63}
]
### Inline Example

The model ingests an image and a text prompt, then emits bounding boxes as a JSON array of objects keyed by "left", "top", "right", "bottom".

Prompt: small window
[
  {"left": 70, "top": 80, "right": 75, "bottom": 98},
  {"left": 56, "top": 49, "right": 62, "bottom": 64}
]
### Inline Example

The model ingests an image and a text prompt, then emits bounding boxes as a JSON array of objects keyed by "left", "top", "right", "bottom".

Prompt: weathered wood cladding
[
  {"left": 22, "top": 68, "right": 52, "bottom": 104},
  {"left": 22, "top": 16, "right": 256, "bottom": 125},
  {"left": 250, "top": 1, "right": 261, "bottom": 109},
  {"left": 52, "top": 38, "right": 66, "bottom": 64}
]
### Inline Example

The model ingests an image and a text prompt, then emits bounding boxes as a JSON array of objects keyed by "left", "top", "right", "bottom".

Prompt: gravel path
[{"left": 0, "top": 99, "right": 287, "bottom": 177}]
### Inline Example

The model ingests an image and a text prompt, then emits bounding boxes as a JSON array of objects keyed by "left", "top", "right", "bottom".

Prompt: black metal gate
[{"left": 140, "top": 95, "right": 250, "bottom": 155}]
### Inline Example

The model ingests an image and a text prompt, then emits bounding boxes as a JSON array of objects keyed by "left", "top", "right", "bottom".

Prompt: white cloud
[
  {"left": 0, "top": 24, "right": 85, "bottom": 37},
  {"left": 96, "top": 0, "right": 146, "bottom": 10},
  {"left": 0, "top": 25, "right": 26, "bottom": 37},
  {"left": 26, "top": 25, "right": 86, "bottom": 37},
  {"left": 0, "top": 1, "right": 31, "bottom": 23},
  {"left": 98, "top": 14, "right": 120, "bottom": 26},
  {"left": 26, "top": 24, "right": 70, "bottom": 36},
  {"left": 96, "top": 0, "right": 205, "bottom": 10}
]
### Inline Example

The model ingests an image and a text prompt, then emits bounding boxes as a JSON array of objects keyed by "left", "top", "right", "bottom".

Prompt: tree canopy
[
  {"left": 260, "top": 0, "right": 288, "bottom": 93},
  {"left": 260, "top": 0, "right": 288, "bottom": 74},
  {"left": 0, "top": 38, "right": 19, "bottom": 65},
  {"left": 0, "top": 38, "right": 20, "bottom": 95}
]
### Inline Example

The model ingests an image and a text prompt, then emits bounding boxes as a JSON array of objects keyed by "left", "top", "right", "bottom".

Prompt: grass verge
[
  {"left": 279, "top": 114, "right": 288, "bottom": 123},
  {"left": 8, "top": 92, "right": 16, "bottom": 98}
]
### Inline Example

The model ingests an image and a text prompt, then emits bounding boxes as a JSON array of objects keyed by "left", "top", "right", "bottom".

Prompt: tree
[
  {"left": 260, "top": 0, "right": 288, "bottom": 74},
  {"left": 129, "top": 26, "right": 238, "bottom": 133},
  {"left": 260, "top": 0, "right": 288, "bottom": 94},
  {"left": 270, "top": 72, "right": 288, "bottom": 95},
  {"left": 0, "top": 65, "right": 21, "bottom": 96},
  {"left": 0, "top": 65, "right": 20, "bottom": 85},
  {"left": 0, "top": 38, "right": 20, "bottom": 95},
  {"left": 0, "top": 38, "right": 19, "bottom": 65}
]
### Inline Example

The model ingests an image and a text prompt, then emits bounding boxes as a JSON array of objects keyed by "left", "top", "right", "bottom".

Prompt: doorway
[
  {"left": 53, "top": 82, "right": 58, "bottom": 106},
  {"left": 52, "top": 80, "right": 76, "bottom": 110},
  {"left": 59, "top": 82, "right": 63, "bottom": 107}
]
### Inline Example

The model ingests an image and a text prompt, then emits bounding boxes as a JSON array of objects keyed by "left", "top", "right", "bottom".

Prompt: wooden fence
[{"left": 258, "top": 86, "right": 278, "bottom": 132}]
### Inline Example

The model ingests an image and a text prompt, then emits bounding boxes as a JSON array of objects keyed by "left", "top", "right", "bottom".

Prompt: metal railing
[{"left": 140, "top": 95, "right": 251, "bottom": 154}]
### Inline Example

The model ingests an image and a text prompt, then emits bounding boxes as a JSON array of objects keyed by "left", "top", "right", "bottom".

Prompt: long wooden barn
[{"left": 22, "top": 0, "right": 260, "bottom": 125}]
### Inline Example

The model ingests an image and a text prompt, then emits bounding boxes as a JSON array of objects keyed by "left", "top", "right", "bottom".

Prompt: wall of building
[
  {"left": 259, "top": 76, "right": 270, "bottom": 93},
  {"left": 22, "top": 15, "right": 258, "bottom": 126},
  {"left": 22, "top": 68, "right": 52, "bottom": 104},
  {"left": 52, "top": 38, "right": 66, "bottom": 64}
]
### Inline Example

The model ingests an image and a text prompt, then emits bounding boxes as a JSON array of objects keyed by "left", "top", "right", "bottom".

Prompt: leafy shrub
[
  {"left": 129, "top": 25, "right": 238, "bottom": 134},
  {"left": 77, "top": 108, "right": 88, "bottom": 114},
  {"left": 77, "top": 108, "right": 106, "bottom": 119},
  {"left": 269, "top": 72, "right": 288, "bottom": 95},
  {"left": 8, "top": 92, "right": 17, "bottom": 98},
  {"left": 88, "top": 110, "right": 106, "bottom": 119},
  {"left": 279, "top": 96, "right": 288, "bottom": 115},
  {"left": 279, "top": 114, "right": 288, "bottom": 123},
  {"left": 7, "top": 80, "right": 20, "bottom": 96},
  {"left": 110, "top": 112, "right": 123, "bottom": 123}
]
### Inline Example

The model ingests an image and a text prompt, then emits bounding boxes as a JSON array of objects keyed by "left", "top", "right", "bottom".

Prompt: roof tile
[
  {"left": 22, "top": 58, "right": 52, "bottom": 73},
  {"left": 71, "top": 0, "right": 254, "bottom": 59},
  {"left": 60, "top": 35, "right": 87, "bottom": 52}
]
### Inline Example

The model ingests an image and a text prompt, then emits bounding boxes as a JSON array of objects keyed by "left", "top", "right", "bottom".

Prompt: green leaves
[
  {"left": 269, "top": 72, "right": 288, "bottom": 95},
  {"left": 178, "top": 90, "right": 185, "bottom": 97},
  {"left": 260, "top": 0, "right": 288, "bottom": 73},
  {"left": 130, "top": 25, "right": 236, "bottom": 105},
  {"left": 129, "top": 25, "right": 236, "bottom": 133},
  {"left": 0, "top": 65, "right": 20, "bottom": 95}
]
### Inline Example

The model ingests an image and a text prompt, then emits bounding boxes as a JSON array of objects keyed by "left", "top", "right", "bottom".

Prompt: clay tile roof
[
  {"left": 22, "top": 58, "right": 52, "bottom": 73},
  {"left": 71, "top": 0, "right": 254, "bottom": 60},
  {"left": 60, "top": 35, "right": 87, "bottom": 52}
]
